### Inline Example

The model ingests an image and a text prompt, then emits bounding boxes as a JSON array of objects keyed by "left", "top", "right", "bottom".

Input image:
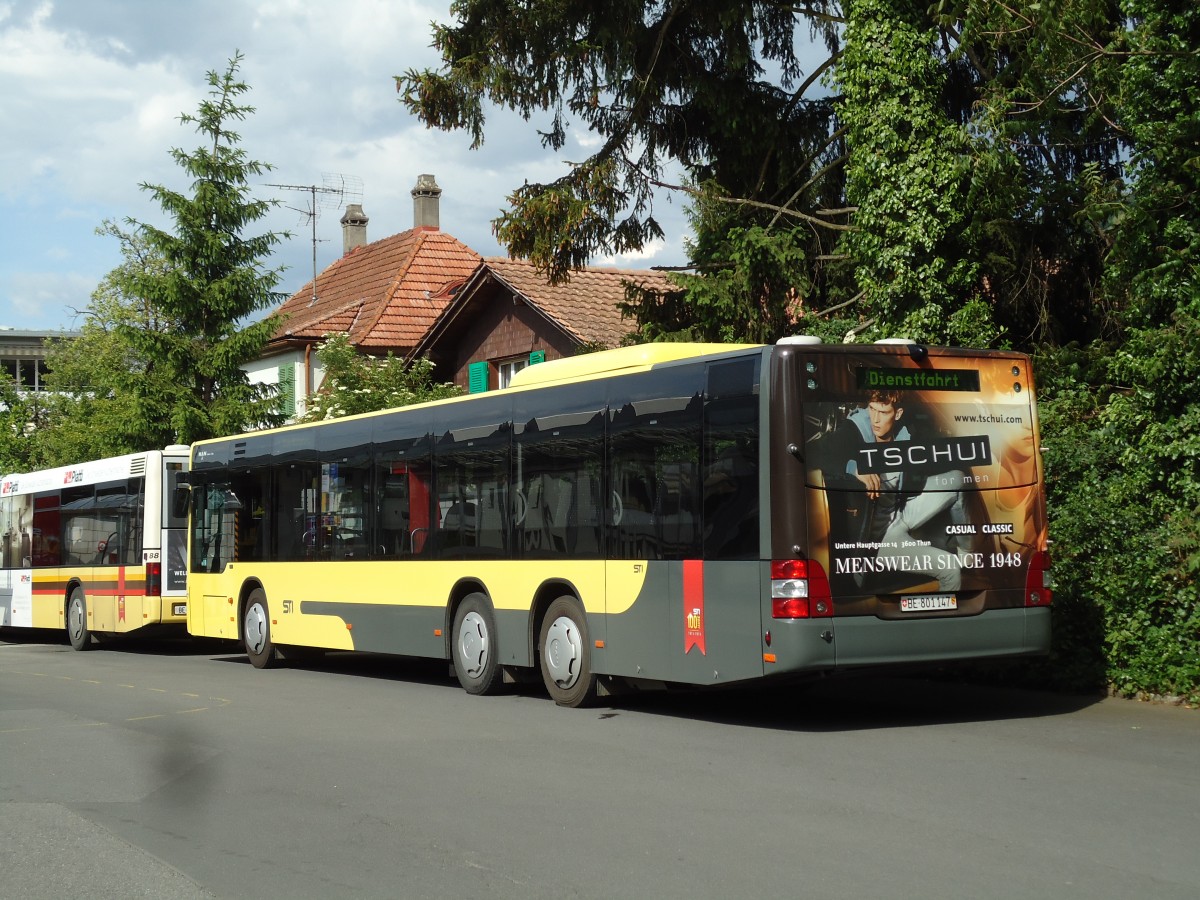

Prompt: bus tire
[
  {"left": 66, "top": 587, "right": 92, "bottom": 651},
  {"left": 538, "top": 596, "right": 596, "bottom": 708},
  {"left": 243, "top": 588, "right": 279, "bottom": 669},
  {"left": 452, "top": 593, "right": 503, "bottom": 695}
]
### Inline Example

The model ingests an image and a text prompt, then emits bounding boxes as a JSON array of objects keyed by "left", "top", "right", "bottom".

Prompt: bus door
[{"left": 162, "top": 457, "right": 189, "bottom": 597}]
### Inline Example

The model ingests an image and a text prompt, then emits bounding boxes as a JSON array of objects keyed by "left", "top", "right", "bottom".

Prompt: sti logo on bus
[
  {"left": 63, "top": 469, "right": 85, "bottom": 484},
  {"left": 1, "top": 479, "right": 16, "bottom": 495}
]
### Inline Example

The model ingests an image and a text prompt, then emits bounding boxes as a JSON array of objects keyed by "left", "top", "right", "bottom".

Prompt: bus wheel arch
[
  {"left": 66, "top": 582, "right": 93, "bottom": 651},
  {"left": 240, "top": 582, "right": 279, "bottom": 669},
  {"left": 538, "top": 593, "right": 597, "bottom": 708},
  {"left": 450, "top": 590, "right": 504, "bottom": 696}
]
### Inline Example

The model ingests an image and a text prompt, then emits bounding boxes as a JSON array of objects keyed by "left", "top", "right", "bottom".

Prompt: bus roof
[
  {"left": 507, "top": 342, "right": 762, "bottom": 389},
  {"left": 0, "top": 446, "right": 189, "bottom": 497}
]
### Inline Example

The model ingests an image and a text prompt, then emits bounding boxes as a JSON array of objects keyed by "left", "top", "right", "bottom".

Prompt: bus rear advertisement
[
  {"left": 796, "top": 342, "right": 1051, "bottom": 667},
  {"left": 178, "top": 339, "right": 1052, "bottom": 706}
]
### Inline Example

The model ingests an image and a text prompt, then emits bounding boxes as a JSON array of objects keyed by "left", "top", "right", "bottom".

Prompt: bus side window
[
  {"left": 317, "top": 457, "right": 369, "bottom": 561},
  {"left": 514, "top": 393, "right": 605, "bottom": 561},
  {"left": 608, "top": 366, "right": 705, "bottom": 560},
  {"left": 379, "top": 472, "right": 410, "bottom": 556},
  {"left": 31, "top": 493, "right": 60, "bottom": 567},
  {"left": 272, "top": 464, "right": 318, "bottom": 562},
  {"left": 373, "top": 447, "right": 433, "bottom": 559},
  {"left": 433, "top": 413, "right": 510, "bottom": 560},
  {"left": 703, "top": 357, "right": 761, "bottom": 560},
  {"left": 702, "top": 439, "right": 758, "bottom": 559}
]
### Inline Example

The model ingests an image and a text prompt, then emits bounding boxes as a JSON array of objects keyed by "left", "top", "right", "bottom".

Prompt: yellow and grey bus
[
  {"left": 180, "top": 340, "right": 1051, "bottom": 706},
  {"left": 0, "top": 447, "right": 191, "bottom": 648}
]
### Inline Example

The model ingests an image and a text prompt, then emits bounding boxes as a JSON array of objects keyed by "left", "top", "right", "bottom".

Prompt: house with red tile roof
[
  {"left": 244, "top": 174, "right": 676, "bottom": 415},
  {"left": 244, "top": 176, "right": 481, "bottom": 417},
  {"left": 412, "top": 256, "right": 675, "bottom": 392}
]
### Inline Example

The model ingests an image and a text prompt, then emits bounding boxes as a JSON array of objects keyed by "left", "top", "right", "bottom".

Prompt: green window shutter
[
  {"left": 468, "top": 360, "right": 489, "bottom": 394},
  {"left": 529, "top": 350, "right": 545, "bottom": 365},
  {"left": 278, "top": 365, "right": 296, "bottom": 416}
]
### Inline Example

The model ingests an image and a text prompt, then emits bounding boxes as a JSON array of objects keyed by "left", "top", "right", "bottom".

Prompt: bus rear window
[{"left": 803, "top": 354, "right": 1038, "bottom": 494}]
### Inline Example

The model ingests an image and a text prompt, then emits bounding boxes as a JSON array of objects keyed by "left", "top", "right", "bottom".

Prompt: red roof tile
[
  {"left": 481, "top": 257, "right": 675, "bottom": 348},
  {"left": 270, "top": 227, "right": 481, "bottom": 353}
]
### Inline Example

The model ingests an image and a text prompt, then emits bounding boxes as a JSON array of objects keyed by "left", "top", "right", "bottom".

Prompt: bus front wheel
[
  {"left": 451, "top": 593, "right": 503, "bottom": 695},
  {"left": 66, "top": 588, "right": 92, "bottom": 651},
  {"left": 538, "top": 596, "right": 596, "bottom": 708},
  {"left": 243, "top": 589, "right": 279, "bottom": 669}
]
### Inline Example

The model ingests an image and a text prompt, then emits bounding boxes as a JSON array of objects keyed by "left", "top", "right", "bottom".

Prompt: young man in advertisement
[{"left": 813, "top": 389, "right": 972, "bottom": 594}]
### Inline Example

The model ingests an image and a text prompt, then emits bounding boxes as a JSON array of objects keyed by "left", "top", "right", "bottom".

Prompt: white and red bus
[{"left": 0, "top": 447, "right": 190, "bottom": 648}]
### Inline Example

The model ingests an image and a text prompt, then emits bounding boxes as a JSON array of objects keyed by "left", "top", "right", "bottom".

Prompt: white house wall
[{"left": 242, "top": 351, "right": 326, "bottom": 423}]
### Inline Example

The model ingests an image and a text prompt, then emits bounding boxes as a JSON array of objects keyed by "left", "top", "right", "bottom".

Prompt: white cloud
[
  {"left": 2, "top": 268, "right": 97, "bottom": 329},
  {"left": 0, "top": 0, "right": 692, "bottom": 329}
]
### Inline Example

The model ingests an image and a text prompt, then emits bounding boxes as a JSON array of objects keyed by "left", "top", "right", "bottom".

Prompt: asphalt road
[{"left": 2, "top": 630, "right": 1198, "bottom": 900}]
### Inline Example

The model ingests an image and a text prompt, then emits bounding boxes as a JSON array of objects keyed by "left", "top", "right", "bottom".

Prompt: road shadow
[
  {"left": 209, "top": 643, "right": 1103, "bottom": 731},
  {"left": 600, "top": 671, "right": 1105, "bottom": 731},
  {"left": 1, "top": 627, "right": 232, "bottom": 657},
  {"left": 209, "top": 644, "right": 461, "bottom": 690},
  {"left": 5, "top": 626, "right": 1104, "bottom": 731}
]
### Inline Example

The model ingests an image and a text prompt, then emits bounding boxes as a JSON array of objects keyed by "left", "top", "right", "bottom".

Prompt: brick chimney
[
  {"left": 340, "top": 203, "right": 368, "bottom": 255},
  {"left": 412, "top": 174, "right": 441, "bottom": 229}
]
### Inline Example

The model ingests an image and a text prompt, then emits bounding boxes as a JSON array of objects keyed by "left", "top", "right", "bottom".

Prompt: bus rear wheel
[
  {"left": 452, "top": 592, "right": 503, "bottom": 695},
  {"left": 243, "top": 589, "right": 279, "bottom": 669},
  {"left": 66, "top": 587, "right": 92, "bottom": 651},
  {"left": 538, "top": 596, "right": 596, "bottom": 708}
]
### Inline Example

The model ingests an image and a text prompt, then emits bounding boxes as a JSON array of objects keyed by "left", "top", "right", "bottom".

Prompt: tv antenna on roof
[{"left": 267, "top": 173, "right": 364, "bottom": 305}]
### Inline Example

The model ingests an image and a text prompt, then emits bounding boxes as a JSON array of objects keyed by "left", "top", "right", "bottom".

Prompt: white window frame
[{"left": 496, "top": 357, "right": 529, "bottom": 390}]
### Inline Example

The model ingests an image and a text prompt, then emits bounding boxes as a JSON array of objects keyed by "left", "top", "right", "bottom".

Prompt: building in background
[
  {"left": 413, "top": 257, "right": 673, "bottom": 393},
  {"left": 0, "top": 328, "right": 80, "bottom": 392},
  {"left": 244, "top": 175, "right": 480, "bottom": 419},
  {"left": 246, "top": 173, "right": 673, "bottom": 418}
]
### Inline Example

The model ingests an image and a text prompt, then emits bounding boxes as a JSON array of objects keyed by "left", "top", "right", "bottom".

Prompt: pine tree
[{"left": 115, "top": 51, "right": 288, "bottom": 444}]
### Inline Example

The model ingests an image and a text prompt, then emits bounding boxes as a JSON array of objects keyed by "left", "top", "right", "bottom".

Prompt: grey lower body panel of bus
[{"left": 829, "top": 606, "right": 1051, "bottom": 669}]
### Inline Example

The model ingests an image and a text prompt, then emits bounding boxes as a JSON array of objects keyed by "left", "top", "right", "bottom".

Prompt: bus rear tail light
[
  {"left": 1025, "top": 551, "right": 1053, "bottom": 607},
  {"left": 146, "top": 561, "right": 162, "bottom": 597},
  {"left": 771, "top": 559, "right": 833, "bottom": 619}
]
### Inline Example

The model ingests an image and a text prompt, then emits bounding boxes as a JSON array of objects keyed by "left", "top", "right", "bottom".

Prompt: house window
[
  {"left": 1, "top": 358, "right": 50, "bottom": 391},
  {"left": 469, "top": 351, "right": 545, "bottom": 393},
  {"left": 496, "top": 358, "right": 528, "bottom": 390},
  {"left": 497, "top": 351, "right": 545, "bottom": 389}
]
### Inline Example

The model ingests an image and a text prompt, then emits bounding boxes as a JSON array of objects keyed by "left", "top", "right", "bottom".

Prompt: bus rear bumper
[
  {"left": 831, "top": 606, "right": 1051, "bottom": 668},
  {"left": 765, "top": 607, "right": 1050, "bottom": 678}
]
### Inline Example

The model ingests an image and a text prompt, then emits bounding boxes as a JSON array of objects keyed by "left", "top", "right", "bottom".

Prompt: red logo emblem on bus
[{"left": 683, "top": 559, "right": 706, "bottom": 655}]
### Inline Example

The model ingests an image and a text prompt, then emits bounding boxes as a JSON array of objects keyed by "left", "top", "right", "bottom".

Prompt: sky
[{"left": 0, "top": 0, "right": 693, "bottom": 332}]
